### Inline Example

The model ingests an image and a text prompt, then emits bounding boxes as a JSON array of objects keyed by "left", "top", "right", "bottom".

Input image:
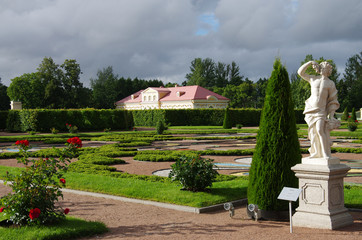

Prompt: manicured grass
[
  {"left": 344, "top": 185, "right": 362, "bottom": 209},
  {"left": 0, "top": 165, "right": 247, "bottom": 208},
  {"left": 0, "top": 216, "right": 108, "bottom": 240},
  {"left": 1, "top": 165, "right": 360, "bottom": 209},
  {"left": 169, "top": 126, "right": 225, "bottom": 129},
  {"left": 64, "top": 172, "right": 248, "bottom": 208}
]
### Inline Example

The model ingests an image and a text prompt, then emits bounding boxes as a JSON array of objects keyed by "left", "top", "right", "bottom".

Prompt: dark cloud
[{"left": 0, "top": 0, "right": 361, "bottom": 87}]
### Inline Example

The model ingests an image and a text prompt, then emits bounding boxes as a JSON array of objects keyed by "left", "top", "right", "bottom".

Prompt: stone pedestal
[{"left": 291, "top": 158, "right": 353, "bottom": 229}]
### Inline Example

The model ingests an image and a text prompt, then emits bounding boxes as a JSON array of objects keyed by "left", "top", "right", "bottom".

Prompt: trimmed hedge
[
  {"left": 164, "top": 109, "right": 225, "bottom": 126},
  {"left": 133, "top": 108, "right": 305, "bottom": 127},
  {"left": 5, "top": 109, "right": 133, "bottom": 132},
  {"left": 1, "top": 108, "right": 306, "bottom": 132}
]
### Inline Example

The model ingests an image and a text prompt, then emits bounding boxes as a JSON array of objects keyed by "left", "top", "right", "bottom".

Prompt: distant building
[{"left": 115, "top": 85, "right": 229, "bottom": 110}]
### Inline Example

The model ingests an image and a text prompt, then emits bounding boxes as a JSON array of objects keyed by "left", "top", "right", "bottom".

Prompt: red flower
[
  {"left": 0, "top": 207, "right": 4, "bottom": 213},
  {"left": 29, "top": 208, "right": 41, "bottom": 220},
  {"left": 64, "top": 208, "right": 70, "bottom": 214},
  {"left": 355, "top": 120, "right": 358, "bottom": 123},
  {"left": 15, "top": 140, "right": 29, "bottom": 146},
  {"left": 60, "top": 178, "right": 66, "bottom": 184},
  {"left": 67, "top": 137, "right": 82, "bottom": 148},
  {"left": 348, "top": 116, "right": 351, "bottom": 118}
]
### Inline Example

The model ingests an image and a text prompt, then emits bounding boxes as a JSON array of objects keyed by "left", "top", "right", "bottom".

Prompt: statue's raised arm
[{"left": 297, "top": 61, "right": 319, "bottom": 82}]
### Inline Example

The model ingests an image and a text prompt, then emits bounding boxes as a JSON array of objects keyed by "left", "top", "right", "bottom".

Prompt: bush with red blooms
[
  {"left": 0, "top": 137, "right": 82, "bottom": 226},
  {"left": 66, "top": 123, "right": 78, "bottom": 134},
  {"left": 67, "top": 136, "right": 82, "bottom": 148}
]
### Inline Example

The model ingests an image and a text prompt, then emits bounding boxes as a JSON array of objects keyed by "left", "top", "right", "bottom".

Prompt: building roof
[{"left": 115, "top": 85, "right": 229, "bottom": 104}]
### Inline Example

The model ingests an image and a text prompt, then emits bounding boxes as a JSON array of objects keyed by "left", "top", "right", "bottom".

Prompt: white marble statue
[{"left": 298, "top": 61, "right": 340, "bottom": 159}]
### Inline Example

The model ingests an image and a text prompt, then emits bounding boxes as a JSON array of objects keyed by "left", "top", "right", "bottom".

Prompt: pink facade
[{"left": 115, "top": 85, "right": 229, "bottom": 110}]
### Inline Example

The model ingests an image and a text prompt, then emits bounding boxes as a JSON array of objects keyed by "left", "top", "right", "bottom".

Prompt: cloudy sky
[{"left": 1, "top": 0, "right": 362, "bottom": 87}]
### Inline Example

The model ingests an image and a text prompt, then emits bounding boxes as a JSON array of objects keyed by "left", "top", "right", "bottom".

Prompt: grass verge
[
  {"left": 0, "top": 216, "right": 107, "bottom": 240},
  {"left": 1, "top": 165, "right": 360, "bottom": 209}
]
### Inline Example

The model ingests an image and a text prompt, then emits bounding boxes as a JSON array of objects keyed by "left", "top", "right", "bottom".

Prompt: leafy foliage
[
  {"left": 169, "top": 155, "right": 218, "bottom": 192},
  {"left": 5, "top": 109, "right": 133, "bottom": 132},
  {"left": 338, "top": 52, "right": 362, "bottom": 110},
  {"left": 248, "top": 58, "right": 301, "bottom": 211},
  {"left": 0, "top": 79, "right": 10, "bottom": 110},
  {"left": 0, "top": 139, "right": 80, "bottom": 225},
  {"left": 156, "top": 120, "right": 167, "bottom": 134}
]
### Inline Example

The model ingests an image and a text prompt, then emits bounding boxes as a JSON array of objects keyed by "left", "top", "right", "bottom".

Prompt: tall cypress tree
[
  {"left": 351, "top": 107, "right": 356, "bottom": 121},
  {"left": 247, "top": 58, "right": 301, "bottom": 212}
]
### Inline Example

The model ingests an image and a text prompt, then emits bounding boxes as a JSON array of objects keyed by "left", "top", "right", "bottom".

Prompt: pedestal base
[{"left": 291, "top": 160, "right": 353, "bottom": 229}]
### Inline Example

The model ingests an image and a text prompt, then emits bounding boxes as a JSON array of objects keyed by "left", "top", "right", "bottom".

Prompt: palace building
[{"left": 115, "top": 85, "right": 229, "bottom": 110}]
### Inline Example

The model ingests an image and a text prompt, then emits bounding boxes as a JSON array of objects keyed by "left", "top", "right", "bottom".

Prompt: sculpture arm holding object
[{"left": 297, "top": 61, "right": 319, "bottom": 82}]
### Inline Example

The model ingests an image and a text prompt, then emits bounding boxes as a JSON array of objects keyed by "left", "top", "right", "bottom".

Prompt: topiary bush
[
  {"left": 351, "top": 107, "right": 357, "bottom": 121},
  {"left": 341, "top": 107, "right": 349, "bottom": 121},
  {"left": 223, "top": 108, "right": 232, "bottom": 129},
  {"left": 247, "top": 58, "right": 301, "bottom": 213},
  {"left": 168, "top": 155, "right": 218, "bottom": 192},
  {"left": 156, "top": 120, "right": 166, "bottom": 134}
]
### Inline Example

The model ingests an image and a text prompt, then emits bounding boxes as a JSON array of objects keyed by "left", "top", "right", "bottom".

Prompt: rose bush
[
  {"left": 66, "top": 123, "right": 78, "bottom": 134},
  {"left": 0, "top": 137, "right": 82, "bottom": 226}
]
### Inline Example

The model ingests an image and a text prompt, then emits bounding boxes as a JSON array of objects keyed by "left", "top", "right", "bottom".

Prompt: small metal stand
[{"left": 277, "top": 187, "right": 302, "bottom": 233}]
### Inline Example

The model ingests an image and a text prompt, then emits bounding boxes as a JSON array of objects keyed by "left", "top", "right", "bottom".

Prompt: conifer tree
[
  {"left": 247, "top": 58, "right": 301, "bottom": 212},
  {"left": 351, "top": 107, "right": 356, "bottom": 121},
  {"left": 223, "top": 107, "right": 232, "bottom": 129},
  {"left": 341, "top": 107, "right": 349, "bottom": 121}
]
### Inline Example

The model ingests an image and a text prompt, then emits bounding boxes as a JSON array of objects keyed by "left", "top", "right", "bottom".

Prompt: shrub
[
  {"left": 236, "top": 124, "right": 243, "bottom": 129},
  {"left": 223, "top": 108, "right": 232, "bottom": 129},
  {"left": 66, "top": 123, "right": 78, "bottom": 134},
  {"left": 156, "top": 120, "right": 166, "bottom": 135},
  {"left": 0, "top": 137, "right": 81, "bottom": 225},
  {"left": 50, "top": 127, "right": 59, "bottom": 134},
  {"left": 347, "top": 119, "right": 358, "bottom": 132},
  {"left": 169, "top": 155, "right": 218, "bottom": 192}
]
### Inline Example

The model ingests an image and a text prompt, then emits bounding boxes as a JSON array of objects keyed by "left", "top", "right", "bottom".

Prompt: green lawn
[
  {"left": 0, "top": 165, "right": 360, "bottom": 209},
  {"left": 0, "top": 216, "right": 107, "bottom": 240}
]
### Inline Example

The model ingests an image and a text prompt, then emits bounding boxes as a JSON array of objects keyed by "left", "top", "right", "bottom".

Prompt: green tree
[
  {"left": 215, "top": 62, "right": 229, "bottom": 88},
  {"left": 248, "top": 58, "right": 301, "bottom": 213},
  {"left": 90, "top": 66, "right": 119, "bottom": 109},
  {"left": 61, "top": 59, "right": 89, "bottom": 108},
  {"left": 341, "top": 107, "right": 349, "bottom": 121},
  {"left": 185, "top": 58, "right": 215, "bottom": 87},
  {"left": 351, "top": 107, "right": 357, "bottom": 121},
  {"left": 0, "top": 78, "right": 10, "bottom": 110},
  {"left": 37, "top": 57, "right": 64, "bottom": 108},
  {"left": 254, "top": 78, "right": 268, "bottom": 108},
  {"left": 338, "top": 52, "right": 362, "bottom": 110},
  {"left": 7, "top": 73, "right": 45, "bottom": 109},
  {"left": 228, "top": 61, "right": 244, "bottom": 86}
]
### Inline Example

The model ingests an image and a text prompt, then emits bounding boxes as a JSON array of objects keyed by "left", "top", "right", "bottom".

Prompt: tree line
[
  {"left": 1, "top": 52, "right": 361, "bottom": 111},
  {"left": 2, "top": 57, "right": 163, "bottom": 109}
]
